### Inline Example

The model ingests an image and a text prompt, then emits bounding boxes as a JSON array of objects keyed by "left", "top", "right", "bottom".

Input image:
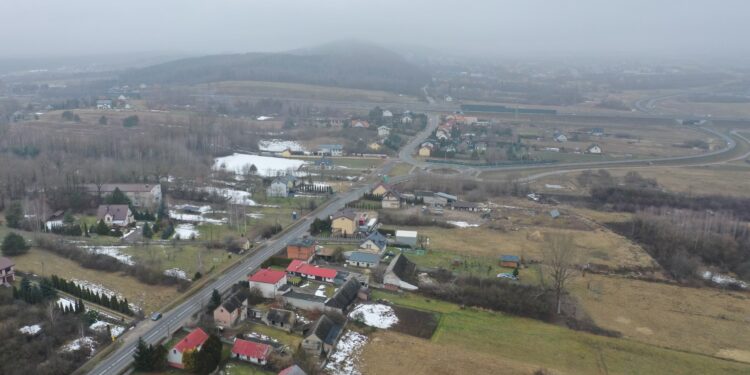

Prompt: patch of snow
[
  {"left": 213, "top": 153, "right": 307, "bottom": 177},
  {"left": 245, "top": 332, "right": 279, "bottom": 344},
  {"left": 315, "top": 284, "right": 327, "bottom": 297},
  {"left": 325, "top": 331, "right": 368, "bottom": 375},
  {"left": 256, "top": 116, "right": 273, "bottom": 121},
  {"left": 544, "top": 184, "right": 564, "bottom": 189},
  {"left": 174, "top": 224, "right": 200, "bottom": 239},
  {"left": 19, "top": 324, "right": 42, "bottom": 335},
  {"left": 169, "top": 210, "right": 227, "bottom": 224},
  {"left": 57, "top": 297, "right": 76, "bottom": 310},
  {"left": 447, "top": 221, "right": 480, "bottom": 228},
  {"left": 246, "top": 213, "right": 265, "bottom": 219},
  {"left": 164, "top": 268, "right": 190, "bottom": 280},
  {"left": 201, "top": 187, "right": 258, "bottom": 206},
  {"left": 348, "top": 304, "right": 399, "bottom": 329},
  {"left": 259, "top": 139, "right": 305, "bottom": 153},
  {"left": 702, "top": 271, "right": 748, "bottom": 289},
  {"left": 90, "top": 321, "right": 125, "bottom": 338},
  {"left": 79, "top": 246, "right": 135, "bottom": 265},
  {"left": 61, "top": 336, "right": 96, "bottom": 353}
]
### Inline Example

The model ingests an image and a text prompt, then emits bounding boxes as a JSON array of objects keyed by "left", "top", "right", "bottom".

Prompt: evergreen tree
[
  {"left": 105, "top": 187, "right": 131, "bottom": 205},
  {"left": 5, "top": 201, "right": 23, "bottom": 229},
  {"left": 142, "top": 223, "right": 153, "bottom": 239},
  {"left": 133, "top": 338, "right": 153, "bottom": 371},
  {"left": 152, "top": 345, "right": 168, "bottom": 371},
  {"left": 2, "top": 232, "right": 30, "bottom": 256},
  {"left": 95, "top": 219, "right": 110, "bottom": 235},
  {"left": 208, "top": 289, "right": 221, "bottom": 312},
  {"left": 193, "top": 335, "right": 222, "bottom": 375}
]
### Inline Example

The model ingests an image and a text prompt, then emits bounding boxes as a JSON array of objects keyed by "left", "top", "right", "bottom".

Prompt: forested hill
[{"left": 120, "top": 41, "right": 430, "bottom": 95}]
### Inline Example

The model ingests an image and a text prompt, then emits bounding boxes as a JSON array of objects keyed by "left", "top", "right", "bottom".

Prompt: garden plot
[
  {"left": 349, "top": 304, "right": 399, "bottom": 329},
  {"left": 214, "top": 153, "right": 307, "bottom": 177},
  {"left": 78, "top": 245, "right": 135, "bottom": 265},
  {"left": 325, "top": 330, "right": 368, "bottom": 375}
]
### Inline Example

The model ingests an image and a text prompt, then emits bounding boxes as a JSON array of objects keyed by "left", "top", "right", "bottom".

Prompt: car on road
[{"left": 150, "top": 312, "right": 163, "bottom": 321}]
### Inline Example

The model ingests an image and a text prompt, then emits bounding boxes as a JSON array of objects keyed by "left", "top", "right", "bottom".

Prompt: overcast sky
[{"left": 1, "top": 0, "right": 748, "bottom": 60}]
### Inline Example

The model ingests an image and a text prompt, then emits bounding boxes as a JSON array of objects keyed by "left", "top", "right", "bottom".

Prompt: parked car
[{"left": 151, "top": 312, "right": 163, "bottom": 321}]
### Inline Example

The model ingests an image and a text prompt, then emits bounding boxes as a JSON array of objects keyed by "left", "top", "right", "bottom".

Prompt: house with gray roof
[
  {"left": 347, "top": 252, "right": 381, "bottom": 268},
  {"left": 302, "top": 315, "right": 342, "bottom": 356}
]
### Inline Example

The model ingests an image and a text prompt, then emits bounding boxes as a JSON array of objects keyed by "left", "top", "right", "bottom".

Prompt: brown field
[
  {"left": 657, "top": 97, "right": 750, "bottom": 118},
  {"left": 361, "top": 331, "right": 536, "bottom": 375},
  {"left": 12, "top": 248, "right": 181, "bottom": 313},
  {"left": 570, "top": 274, "right": 750, "bottom": 362}
]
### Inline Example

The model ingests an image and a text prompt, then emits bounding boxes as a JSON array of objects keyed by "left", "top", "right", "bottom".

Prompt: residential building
[
  {"left": 401, "top": 115, "right": 413, "bottom": 125},
  {"left": 82, "top": 183, "right": 162, "bottom": 209},
  {"left": 381, "top": 190, "right": 401, "bottom": 209},
  {"left": 382, "top": 110, "right": 393, "bottom": 118},
  {"left": 359, "top": 231, "right": 388, "bottom": 254},
  {"left": 286, "top": 237, "right": 316, "bottom": 261},
  {"left": 418, "top": 146, "right": 432, "bottom": 157},
  {"left": 0, "top": 257, "right": 15, "bottom": 286},
  {"left": 168, "top": 328, "right": 209, "bottom": 368},
  {"left": 324, "top": 278, "right": 361, "bottom": 313},
  {"left": 248, "top": 269, "right": 288, "bottom": 298},
  {"left": 317, "top": 144, "right": 343, "bottom": 156},
  {"left": 350, "top": 119, "right": 370, "bottom": 128},
  {"left": 452, "top": 201, "right": 480, "bottom": 212},
  {"left": 554, "top": 133, "right": 568, "bottom": 142},
  {"left": 45, "top": 210, "right": 65, "bottom": 230},
  {"left": 96, "top": 98, "right": 113, "bottom": 109},
  {"left": 96, "top": 205, "right": 134, "bottom": 227},
  {"left": 213, "top": 290, "right": 248, "bottom": 328},
  {"left": 395, "top": 230, "right": 418, "bottom": 247},
  {"left": 266, "top": 180, "right": 289, "bottom": 198},
  {"left": 281, "top": 291, "right": 327, "bottom": 311},
  {"left": 499, "top": 255, "right": 521, "bottom": 268},
  {"left": 377, "top": 126, "right": 391, "bottom": 137},
  {"left": 371, "top": 183, "right": 390, "bottom": 197},
  {"left": 231, "top": 339, "right": 272, "bottom": 365},
  {"left": 286, "top": 260, "right": 337, "bottom": 283},
  {"left": 263, "top": 308, "right": 296, "bottom": 332},
  {"left": 587, "top": 144, "right": 602, "bottom": 154},
  {"left": 279, "top": 365, "right": 307, "bottom": 375},
  {"left": 590, "top": 128, "right": 605, "bottom": 136},
  {"left": 415, "top": 191, "right": 448, "bottom": 206},
  {"left": 384, "top": 254, "right": 418, "bottom": 291},
  {"left": 302, "top": 315, "right": 342, "bottom": 356},
  {"left": 331, "top": 210, "right": 358, "bottom": 235},
  {"left": 347, "top": 252, "right": 380, "bottom": 268},
  {"left": 313, "top": 157, "right": 334, "bottom": 170}
]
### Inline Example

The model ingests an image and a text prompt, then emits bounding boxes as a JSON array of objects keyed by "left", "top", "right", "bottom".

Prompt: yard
[{"left": 363, "top": 291, "right": 750, "bottom": 375}]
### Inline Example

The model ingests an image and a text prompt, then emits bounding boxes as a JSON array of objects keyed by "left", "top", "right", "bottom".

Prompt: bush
[{"left": 1, "top": 233, "right": 30, "bottom": 256}]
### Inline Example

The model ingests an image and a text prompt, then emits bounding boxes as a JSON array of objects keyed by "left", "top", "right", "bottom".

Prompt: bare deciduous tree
[{"left": 543, "top": 234, "right": 578, "bottom": 314}]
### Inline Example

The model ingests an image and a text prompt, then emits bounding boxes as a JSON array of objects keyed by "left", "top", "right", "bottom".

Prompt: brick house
[
  {"left": 286, "top": 237, "right": 316, "bottom": 261},
  {"left": 213, "top": 290, "right": 249, "bottom": 328}
]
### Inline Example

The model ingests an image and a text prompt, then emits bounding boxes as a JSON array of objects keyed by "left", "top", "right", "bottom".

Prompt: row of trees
[
  {"left": 49, "top": 274, "right": 133, "bottom": 315},
  {"left": 12, "top": 277, "right": 57, "bottom": 304}
]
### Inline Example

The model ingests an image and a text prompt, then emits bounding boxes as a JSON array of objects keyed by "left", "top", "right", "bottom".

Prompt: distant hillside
[{"left": 121, "top": 41, "right": 430, "bottom": 95}]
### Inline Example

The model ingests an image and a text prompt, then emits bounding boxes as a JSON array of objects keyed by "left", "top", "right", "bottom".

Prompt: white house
[
  {"left": 96, "top": 205, "right": 134, "bottom": 227},
  {"left": 554, "top": 134, "right": 568, "bottom": 142},
  {"left": 382, "top": 110, "right": 393, "bottom": 118},
  {"left": 266, "top": 180, "right": 289, "bottom": 198},
  {"left": 247, "top": 269, "right": 288, "bottom": 298},
  {"left": 231, "top": 339, "right": 272, "bottom": 365},
  {"left": 318, "top": 144, "right": 343, "bottom": 156},
  {"left": 587, "top": 144, "right": 602, "bottom": 154},
  {"left": 401, "top": 115, "right": 413, "bottom": 124},
  {"left": 378, "top": 126, "right": 391, "bottom": 138},
  {"left": 168, "top": 328, "right": 209, "bottom": 369}
]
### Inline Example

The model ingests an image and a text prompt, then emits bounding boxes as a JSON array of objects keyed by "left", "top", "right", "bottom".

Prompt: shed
[{"left": 499, "top": 255, "right": 521, "bottom": 268}]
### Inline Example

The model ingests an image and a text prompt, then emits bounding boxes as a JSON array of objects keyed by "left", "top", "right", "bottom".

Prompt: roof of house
[
  {"left": 267, "top": 308, "right": 294, "bottom": 325},
  {"left": 395, "top": 230, "right": 418, "bottom": 238},
  {"left": 387, "top": 253, "right": 417, "bottom": 282},
  {"left": 174, "top": 328, "right": 209, "bottom": 353},
  {"left": 378, "top": 125, "right": 390, "bottom": 130},
  {"left": 325, "top": 278, "right": 361, "bottom": 309},
  {"left": 382, "top": 190, "right": 401, "bottom": 199},
  {"left": 279, "top": 365, "right": 307, "bottom": 375},
  {"left": 283, "top": 290, "right": 327, "bottom": 303},
  {"left": 248, "top": 268, "right": 286, "bottom": 284},
  {"left": 288, "top": 237, "right": 315, "bottom": 248},
  {"left": 82, "top": 183, "right": 158, "bottom": 193},
  {"left": 47, "top": 210, "right": 65, "bottom": 221},
  {"left": 231, "top": 339, "right": 271, "bottom": 360},
  {"left": 221, "top": 290, "right": 248, "bottom": 313},
  {"left": 550, "top": 209, "right": 561, "bottom": 218},
  {"left": 588, "top": 143, "right": 601, "bottom": 149},
  {"left": 500, "top": 255, "right": 520, "bottom": 262},
  {"left": 349, "top": 252, "right": 381, "bottom": 264},
  {"left": 332, "top": 209, "right": 357, "bottom": 221},
  {"left": 287, "top": 260, "right": 337, "bottom": 279},
  {"left": 308, "top": 315, "right": 341, "bottom": 345},
  {"left": 0, "top": 257, "right": 15, "bottom": 269},
  {"left": 436, "top": 192, "right": 458, "bottom": 201},
  {"left": 362, "top": 231, "right": 388, "bottom": 249},
  {"left": 96, "top": 205, "right": 131, "bottom": 222}
]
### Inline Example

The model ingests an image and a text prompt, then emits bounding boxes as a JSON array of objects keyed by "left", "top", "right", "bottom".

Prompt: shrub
[{"left": 1, "top": 233, "right": 30, "bottom": 256}]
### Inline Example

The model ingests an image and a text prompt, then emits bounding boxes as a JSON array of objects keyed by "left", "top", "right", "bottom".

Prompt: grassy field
[
  {"left": 242, "top": 322, "right": 303, "bottom": 350},
  {"left": 11, "top": 248, "right": 181, "bottom": 313},
  {"left": 296, "top": 156, "right": 385, "bottom": 170},
  {"left": 225, "top": 362, "right": 275, "bottom": 375},
  {"left": 570, "top": 274, "right": 750, "bottom": 363},
  {"left": 123, "top": 243, "right": 234, "bottom": 279},
  {"left": 363, "top": 291, "right": 750, "bottom": 375},
  {"left": 389, "top": 162, "right": 414, "bottom": 177}
]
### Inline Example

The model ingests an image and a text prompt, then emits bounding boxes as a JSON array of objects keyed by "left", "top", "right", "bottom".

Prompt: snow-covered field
[
  {"left": 447, "top": 221, "right": 480, "bottom": 228},
  {"left": 90, "top": 320, "right": 125, "bottom": 338},
  {"left": 79, "top": 245, "right": 135, "bottom": 265},
  {"left": 259, "top": 139, "right": 305, "bottom": 153},
  {"left": 214, "top": 153, "right": 307, "bottom": 177},
  {"left": 61, "top": 336, "right": 96, "bottom": 353},
  {"left": 349, "top": 304, "right": 399, "bottom": 329},
  {"left": 164, "top": 268, "right": 190, "bottom": 280},
  {"left": 202, "top": 187, "right": 258, "bottom": 206},
  {"left": 19, "top": 324, "right": 42, "bottom": 335},
  {"left": 169, "top": 210, "right": 227, "bottom": 224},
  {"left": 544, "top": 184, "right": 564, "bottom": 189},
  {"left": 174, "top": 223, "right": 200, "bottom": 239},
  {"left": 325, "top": 331, "right": 368, "bottom": 375}
]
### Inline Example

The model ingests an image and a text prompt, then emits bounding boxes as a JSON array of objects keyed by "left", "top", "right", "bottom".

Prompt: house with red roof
[
  {"left": 286, "top": 260, "right": 337, "bottom": 283},
  {"left": 248, "top": 268, "right": 288, "bottom": 298},
  {"left": 279, "top": 364, "right": 307, "bottom": 375},
  {"left": 168, "top": 328, "right": 209, "bottom": 368},
  {"left": 231, "top": 339, "right": 272, "bottom": 365}
]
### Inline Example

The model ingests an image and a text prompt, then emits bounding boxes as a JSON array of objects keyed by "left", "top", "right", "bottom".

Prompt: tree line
[{"left": 49, "top": 274, "right": 133, "bottom": 315}]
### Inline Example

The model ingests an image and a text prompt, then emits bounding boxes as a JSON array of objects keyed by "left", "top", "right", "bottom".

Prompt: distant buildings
[
  {"left": 317, "top": 144, "right": 343, "bottom": 156},
  {"left": 96, "top": 98, "right": 113, "bottom": 109},
  {"left": 266, "top": 180, "right": 289, "bottom": 198},
  {"left": 587, "top": 144, "right": 602, "bottom": 154},
  {"left": 82, "top": 183, "right": 162, "bottom": 210}
]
